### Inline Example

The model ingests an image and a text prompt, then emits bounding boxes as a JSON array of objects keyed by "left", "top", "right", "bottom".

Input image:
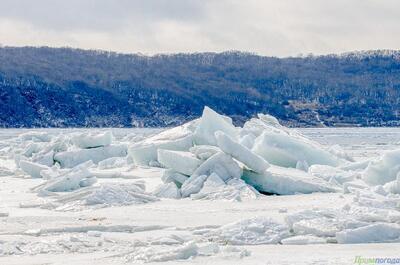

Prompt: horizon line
[{"left": 1, "top": 44, "right": 400, "bottom": 59}]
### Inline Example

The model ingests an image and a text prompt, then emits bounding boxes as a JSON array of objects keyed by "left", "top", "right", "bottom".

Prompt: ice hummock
[
  {"left": 126, "top": 106, "right": 352, "bottom": 198},
  {"left": 12, "top": 106, "right": 356, "bottom": 199},
  {"left": 9, "top": 107, "right": 400, "bottom": 248}
]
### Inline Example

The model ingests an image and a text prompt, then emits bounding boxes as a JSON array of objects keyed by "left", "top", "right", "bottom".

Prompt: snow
[{"left": 1, "top": 109, "right": 400, "bottom": 264}]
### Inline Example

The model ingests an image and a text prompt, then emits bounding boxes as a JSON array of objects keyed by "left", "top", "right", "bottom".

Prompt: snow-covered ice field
[{"left": 1, "top": 109, "right": 400, "bottom": 265}]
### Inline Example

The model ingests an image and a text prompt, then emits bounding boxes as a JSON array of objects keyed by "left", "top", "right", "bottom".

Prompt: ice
[
  {"left": 192, "top": 152, "right": 242, "bottom": 181},
  {"left": 129, "top": 121, "right": 195, "bottom": 166},
  {"left": 22, "top": 142, "right": 44, "bottom": 157},
  {"left": 83, "top": 183, "right": 158, "bottom": 206},
  {"left": 336, "top": 223, "right": 400, "bottom": 244},
  {"left": 0, "top": 166, "right": 14, "bottom": 177},
  {"left": 54, "top": 144, "right": 127, "bottom": 168},
  {"left": 8, "top": 107, "right": 356, "bottom": 199},
  {"left": 292, "top": 217, "right": 341, "bottom": 237},
  {"left": 19, "top": 160, "right": 49, "bottom": 178},
  {"left": 242, "top": 166, "right": 337, "bottom": 195},
  {"left": 193, "top": 106, "right": 238, "bottom": 145},
  {"left": 189, "top": 145, "right": 220, "bottom": 160},
  {"left": 180, "top": 174, "right": 208, "bottom": 197},
  {"left": 88, "top": 168, "right": 140, "bottom": 179},
  {"left": 363, "top": 149, "right": 400, "bottom": 185},
  {"left": 97, "top": 157, "right": 127, "bottom": 169},
  {"left": 283, "top": 185, "right": 400, "bottom": 243},
  {"left": 161, "top": 169, "right": 188, "bottom": 186},
  {"left": 6, "top": 108, "right": 400, "bottom": 264},
  {"left": 87, "top": 231, "right": 102, "bottom": 237},
  {"left": 215, "top": 131, "right": 269, "bottom": 174},
  {"left": 285, "top": 209, "right": 353, "bottom": 240},
  {"left": 157, "top": 149, "right": 202, "bottom": 175},
  {"left": 55, "top": 182, "right": 159, "bottom": 207},
  {"left": 285, "top": 209, "right": 329, "bottom": 229},
  {"left": 295, "top": 160, "right": 309, "bottom": 171},
  {"left": 79, "top": 176, "right": 97, "bottom": 187},
  {"left": 197, "top": 242, "right": 220, "bottom": 256},
  {"left": 72, "top": 131, "right": 113, "bottom": 148},
  {"left": 219, "top": 246, "right": 251, "bottom": 259},
  {"left": 191, "top": 173, "right": 259, "bottom": 201},
  {"left": 39, "top": 166, "right": 65, "bottom": 180},
  {"left": 206, "top": 217, "right": 290, "bottom": 245},
  {"left": 383, "top": 175, "right": 400, "bottom": 194},
  {"left": 252, "top": 130, "right": 342, "bottom": 168},
  {"left": 18, "top": 131, "right": 51, "bottom": 142},
  {"left": 328, "top": 144, "right": 354, "bottom": 162},
  {"left": 339, "top": 159, "right": 371, "bottom": 171},
  {"left": 308, "top": 164, "right": 357, "bottom": 184},
  {"left": 258, "top": 113, "right": 281, "bottom": 126},
  {"left": 154, "top": 182, "right": 181, "bottom": 199},
  {"left": 343, "top": 180, "right": 370, "bottom": 194},
  {"left": 281, "top": 235, "right": 326, "bottom": 245},
  {"left": 32, "top": 161, "right": 95, "bottom": 192},
  {"left": 242, "top": 114, "right": 282, "bottom": 138},
  {"left": 0, "top": 212, "right": 9, "bottom": 217},
  {"left": 126, "top": 241, "right": 198, "bottom": 262},
  {"left": 33, "top": 150, "right": 54, "bottom": 166},
  {"left": 238, "top": 133, "right": 256, "bottom": 150},
  {"left": 150, "top": 235, "right": 185, "bottom": 246},
  {"left": 204, "top": 172, "right": 225, "bottom": 187}
]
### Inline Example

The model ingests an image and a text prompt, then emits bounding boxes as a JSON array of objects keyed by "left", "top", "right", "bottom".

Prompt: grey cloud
[
  {"left": 0, "top": 0, "right": 399, "bottom": 56},
  {"left": 0, "top": 0, "right": 206, "bottom": 31}
]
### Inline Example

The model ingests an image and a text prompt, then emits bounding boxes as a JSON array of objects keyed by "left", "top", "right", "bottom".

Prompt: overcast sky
[{"left": 0, "top": 0, "right": 399, "bottom": 57}]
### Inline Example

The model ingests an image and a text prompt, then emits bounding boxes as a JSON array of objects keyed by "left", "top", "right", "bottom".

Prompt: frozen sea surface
[{"left": 1, "top": 127, "right": 400, "bottom": 264}]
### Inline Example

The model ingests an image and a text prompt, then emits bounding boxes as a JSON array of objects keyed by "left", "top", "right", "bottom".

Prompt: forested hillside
[{"left": 1, "top": 47, "right": 399, "bottom": 127}]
